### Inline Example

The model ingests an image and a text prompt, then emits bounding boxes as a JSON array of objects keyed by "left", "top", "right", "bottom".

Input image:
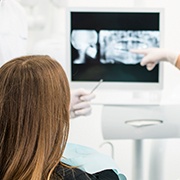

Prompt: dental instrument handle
[{"left": 90, "top": 79, "right": 103, "bottom": 94}]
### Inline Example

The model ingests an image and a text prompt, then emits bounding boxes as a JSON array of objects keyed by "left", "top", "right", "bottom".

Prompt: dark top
[{"left": 52, "top": 163, "right": 120, "bottom": 180}]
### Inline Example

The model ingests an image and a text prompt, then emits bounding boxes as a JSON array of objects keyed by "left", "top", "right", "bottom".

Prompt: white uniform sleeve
[{"left": 0, "top": 0, "right": 28, "bottom": 65}]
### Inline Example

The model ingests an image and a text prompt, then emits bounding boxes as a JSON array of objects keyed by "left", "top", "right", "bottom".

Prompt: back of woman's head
[{"left": 0, "top": 55, "right": 70, "bottom": 180}]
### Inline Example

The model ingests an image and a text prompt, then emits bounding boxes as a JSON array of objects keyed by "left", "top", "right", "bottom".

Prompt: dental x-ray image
[
  {"left": 99, "top": 30, "right": 159, "bottom": 64},
  {"left": 71, "top": 30, "right": 98, "bottom": 64},
  {"left": 71, "top": 30, "right": 159, "bottom": 65}
]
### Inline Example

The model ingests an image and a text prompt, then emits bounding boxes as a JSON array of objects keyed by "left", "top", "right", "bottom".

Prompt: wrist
[{"left": 165, "top": 51, "right": 179, "bottom": 65}]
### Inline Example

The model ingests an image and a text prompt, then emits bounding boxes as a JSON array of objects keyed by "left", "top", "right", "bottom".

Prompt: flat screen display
[{"left": 67, "top": 8, "right": 164, "bottom": 89}]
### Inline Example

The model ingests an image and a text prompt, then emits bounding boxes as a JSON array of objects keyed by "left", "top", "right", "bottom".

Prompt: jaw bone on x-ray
[{"left": 71, "top": 30, "right": 98, "bottom": 64}]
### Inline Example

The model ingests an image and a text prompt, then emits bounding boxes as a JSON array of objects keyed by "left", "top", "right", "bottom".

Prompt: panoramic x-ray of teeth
[
  {"left": 99, "top": 30, "right": 160, "bottom": 64},
  {"left": 71, "top": 30, "right": 159, "bottom": 65}
]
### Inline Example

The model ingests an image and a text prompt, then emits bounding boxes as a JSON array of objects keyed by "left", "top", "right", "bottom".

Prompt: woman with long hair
[
  {"left": 0, "top": 55, "right": 70, "bottom": 179},
  {"left": 0, "top": 55, "right": 124, "bottom": 180}
]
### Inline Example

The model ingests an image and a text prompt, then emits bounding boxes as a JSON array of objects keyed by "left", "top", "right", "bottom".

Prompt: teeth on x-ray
[{"left": 99, "top": 30, "right": 159, "bottom": 64}]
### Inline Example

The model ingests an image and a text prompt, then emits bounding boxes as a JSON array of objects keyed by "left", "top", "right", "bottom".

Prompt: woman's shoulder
[
  {"left": 52, "top": 163, "right": 120, "bottom": 180},
  {"left": 52, "top": 163, "right": 96, "bottom": 180}
]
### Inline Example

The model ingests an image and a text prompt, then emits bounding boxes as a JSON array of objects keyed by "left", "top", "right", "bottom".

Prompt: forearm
[{"left": 175, "top": 54, "right": 180, "bottom": 69}]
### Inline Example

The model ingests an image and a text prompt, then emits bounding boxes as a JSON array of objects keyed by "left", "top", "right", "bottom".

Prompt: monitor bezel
[{"left": 66, "top": 7, "right": 164, "bottom": 91}]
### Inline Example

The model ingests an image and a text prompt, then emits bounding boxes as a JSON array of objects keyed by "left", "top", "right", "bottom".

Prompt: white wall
[{"left": 23, "top": 0, "right": 180, "bottom": 179}]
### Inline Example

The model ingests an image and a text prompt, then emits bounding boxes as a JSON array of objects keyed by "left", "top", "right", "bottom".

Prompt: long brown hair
[{"left": 0, "top": 55, "right": 70, "bottom": 180}]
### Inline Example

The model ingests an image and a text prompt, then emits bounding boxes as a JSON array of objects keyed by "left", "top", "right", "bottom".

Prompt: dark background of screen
[{"left": 70, "top": 11, "right": 160, "bottom": 82}]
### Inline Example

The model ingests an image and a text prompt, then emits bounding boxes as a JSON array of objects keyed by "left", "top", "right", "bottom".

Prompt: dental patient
[{"left": 0, "top": 55, "right": 126, "bottom": 180}]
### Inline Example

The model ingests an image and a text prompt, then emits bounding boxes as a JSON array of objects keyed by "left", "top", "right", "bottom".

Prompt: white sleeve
[{"left": 0, "top": 0, "right": 28, "bottom": 65}]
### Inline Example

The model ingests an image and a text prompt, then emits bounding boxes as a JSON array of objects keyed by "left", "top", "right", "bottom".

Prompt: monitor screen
[{"left": 67, "top": 8, "right": 164, "bottom": 90}]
